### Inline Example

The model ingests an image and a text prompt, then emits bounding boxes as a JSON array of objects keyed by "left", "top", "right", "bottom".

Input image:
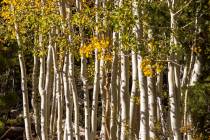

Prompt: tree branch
[
  {"left": 155, "top": 60, "right": 182, "bottom": 67},
  {"left": 174, "top": 0, "right": 193, "bottom": 16}
]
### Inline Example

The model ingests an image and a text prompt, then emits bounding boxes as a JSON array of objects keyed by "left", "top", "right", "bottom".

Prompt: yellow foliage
[
  {"left": 191, "top": 47, "right": 202, "bottom": 54},
  {"left": 141, "top": 59, "right": 154, "bottom": 77},
  {"left": 79, "top": 37, "right": 110, "bottom": 59},
  {"left": 147, "top": 40, "right": 156, "bottom": 52},
  {"left": 141, "top": 59, "right": 164, "bottom": 77}
]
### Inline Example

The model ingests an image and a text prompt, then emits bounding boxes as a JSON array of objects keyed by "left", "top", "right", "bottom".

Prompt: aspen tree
[
  {"left": 138, "top": 54, "right": 149, "bottom": 140},
  {"left": 147, "top": 30, "right": 157, "bottom": 140},
  {"left": 110, "top": 32, "right": 119, "bottom": 140},
  {"left": 32, "top": 54, "right": 41, "bottom": 139},
  {"left": 77, "top": 0, "right": 91, "bottom": 139},
  {"left": 137, "top": 8, "right": 149, "bottom": 140},
  {"left": 7, "top": 2, "right": 33, "bottom": 139},
  {"left": 129, "top": 0, "right": 138, "bottom": 139},
  {"left": 167, "top": 0, "right": 181, "bottom": 139},
  {"left": 91, "top": 0, "right": 100, "bottom": 139}
]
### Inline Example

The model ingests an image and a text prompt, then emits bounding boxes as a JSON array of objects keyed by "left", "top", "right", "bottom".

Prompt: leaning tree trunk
[
  {"left": 19, "top": 52, "right": 33, "bottom": 140},
  {"left": 12, "top": 4, "right": 33, "bottom": 139}
]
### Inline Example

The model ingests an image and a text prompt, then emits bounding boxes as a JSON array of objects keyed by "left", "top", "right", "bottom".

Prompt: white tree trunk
[
  {"left": 19, "top": 52, "right": 33, "bottom": 140},
  {"left": 45, "top": 45, "right": 53, "bottom": 137},
  {"left": 91, "top": 0, "right": 100, "bottom": 139},
  {"left": 138, "top": 54, "right": 149, "bottom": 140},
  {"left": 63, "top": 52, "right": 73, "bottom": 140},
  {"left": 120, "top": 49, "right": 130, "bottom": 140},
  {"left": 12, "top": 7, "right": 33, "bottom": 139},
  {"left": 148, "top": 76, "right": 157, "bottom": 139},
  {"left": 81, "top": 54, "right": 90, "bottom": 140},
  {"left": 39, "top": 55, "right": 47, "bottom": 140},
  {"left": 69, "top": 53, "right": 80, "bottom": 140},
  {"left": 91, "top": 48, "right": 100, "bottom": 140},
  {"left": 168, "top": 2, "right": 181, "bottom": 138},
  {"left": 110, "top": 32, "right": 118, "bottom": 140},
  {"left": 129, "top": 50, "right": 138, "bottom": 140},
  {"left": 49, "top": 74, "right": 57, "bottom": 139},
  {"left": 100, "top": 56, "right": 106, "bottom": 140},
  {"left": 57, "top": 71, "right": 63, "bottom": 140}
]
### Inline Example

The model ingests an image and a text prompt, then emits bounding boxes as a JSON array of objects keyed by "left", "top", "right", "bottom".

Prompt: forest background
[{"left": 0, "top": 0, "right": 210, "bottom": 140}]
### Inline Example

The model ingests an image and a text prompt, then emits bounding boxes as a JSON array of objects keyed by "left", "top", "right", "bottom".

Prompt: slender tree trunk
[
  {"left": 117, "top": 65, "right": 121, "bottom": 140},
  {"left": 120, "top": 48, "right": 130, "bottom": 140},
  {"left": 156, "top": 73, "right": 166, "bottom": 137},
  {"left": 100, "top": 55, "right": 106, "bottom": 140},
  {"left": 57, "top": 71, "right": 63, "bottom": 140},
  {"left": 81, "top": 54, "right": 90, "bottom": 140},
  {"left": 39, "top": 55, "right": 48, "bottom": 140},
  {"left": 91, "top": 48, "right": 100, "bottom": 140},
  {"left": 148, "top": 76, "right": 157, "bottom": 139},
  {"left": 129, "top": 50, "right": 137, "bottom": 140},
  {"left": 32, "top": 55, "right": 41, "bottom": 139},
  {"left": 50, "top": 74, "right": 57, "bottom": 139},
  {"left": 69, "top": 53, "right": 80, "bottom": 140},
  {"left": 168, "top": 9, "right": 181, "bottom": 140},
  {"left": 12, "top": 4, "right": 33, "bottom": 139},
  {"left": 138, "top": 54, "right": 149, "bottom": 140},
  {"left": 19, "top": 52, "right": 33, "bottom": 140},
  {"left": 110, "top": 34, "right": 118, "bottom": 140},
  {"left": 147, "top": 27, "right": 157, "bottom": 140},
  {"left": 91, "top": 0, "right": 100, "bottom": 139},
  {"left": 63, "top": 51, "right": 73, "bottom": 140},
  {"left": 45, "top": 45, "right": 53, "bottom": 138}
]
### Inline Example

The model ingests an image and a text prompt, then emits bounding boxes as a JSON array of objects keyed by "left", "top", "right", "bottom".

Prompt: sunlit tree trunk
[
  {"left": 49, "top": 73, "right": 57, "bottom": 139},
  {"left": 81, "top": 54, "right": 90, "bottom": 140},
  {"left": 167, "top": 0, "right": 181, "bottom": 138},
  {"left": 19, "top": 52, "right": 33, "bottom": 140},
  {"left": 100, "top": 54, "right": 106, "bottom": 140},
  {"left": 57, "top": 71, "right": 64, "bottom": 140},
  {"left": 129, "top": 50, "right": 137, "bottom": 140},
  {"left": 120, "top": 46, "right": 130, "bottom": 140},
  {"left": 147, "top": 28, "right": 157, "bottom": 140},
  {"left": 109, "top": 31, "right": 118, "bottom": 140},
  {"left": 147, "top": 76, "right": 157, "bottom": 139},
  {"left": 45, "top": 44, "right": 53, "bottom": 137},
  {"left": 91, "top": 0, "right": 100, "bottom": 139},
  {"left": 63, "top": 51, "right": 73, "bottom": 140},
  {"left": 138, "top": 54, "right": 149, "bottom": 140},
  {"left": 129, "top": 0, "right": 138, "bottom": 139},
  {"left": 12, "top": 7, "right": 32, "bottom": 138}
]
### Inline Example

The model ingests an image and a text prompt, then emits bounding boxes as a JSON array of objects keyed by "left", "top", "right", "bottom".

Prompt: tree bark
[
  {"left": 32, "top": 54, "right": 41, "bottom": 139},
  {"left": 12, "top": 4, "right": 33, "bottom": 139},
  {"left": 63, "top": 51, "right": 73, "bottom": 140},
  {"left": 138, "top": 54, "right": 149, "bottom": 140}
]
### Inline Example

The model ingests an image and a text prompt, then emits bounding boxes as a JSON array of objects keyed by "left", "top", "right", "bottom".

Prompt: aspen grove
[{"left": 0, "top": 0, "right": 210, "bottom": 140}]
